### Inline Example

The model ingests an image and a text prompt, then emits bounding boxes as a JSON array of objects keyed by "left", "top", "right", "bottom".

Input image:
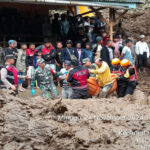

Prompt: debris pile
[{"left": 0, "top": 71, "right": 150, "bottom": 150}]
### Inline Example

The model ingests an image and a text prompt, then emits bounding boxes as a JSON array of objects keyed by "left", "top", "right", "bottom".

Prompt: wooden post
[{"left": 109, "top": 8, "right": 115, "bottom": 41}]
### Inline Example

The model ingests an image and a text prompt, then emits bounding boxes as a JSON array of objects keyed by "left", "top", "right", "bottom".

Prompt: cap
[
  {"left": 64, "top": 60, "right": 71, "bottom": 66},
  {"left": 83, "top": 58, "right": 90, "bottom": 64},
  {"left": 37, "top": 58, "right": 45, "bottom": 64},
  {"left": 96, "top": 36, "right": 102, "bottom": 42},
  {"left": 66, "top": 40, "right": 73, "bottom": 45},
  {"left": 140, "top": 35, "right": 145, "bottom": 39},
  {"left": 5, "top": 55, "right": 15, "bottom": 60},
  {"left": 8, "top": 40, "right": 15, "bottom": 45}
]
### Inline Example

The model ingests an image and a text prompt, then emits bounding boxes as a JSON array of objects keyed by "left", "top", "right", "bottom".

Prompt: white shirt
[
  {"left": 108, "top": 47, "right": 113, "bottom": 61},
  {"left": 135, "top": 41, "right": 149, "bottom": 58}
]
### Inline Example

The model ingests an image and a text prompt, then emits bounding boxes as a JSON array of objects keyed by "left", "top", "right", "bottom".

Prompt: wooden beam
[
  {"left": 114, "top": 10, "right": 128, "bottom": 25},
  {"left": 90, "top": 7, "right": 110, "bottom": 25},
  {"left": 75, "top": 7, "right": 106, "bottom": 17}
]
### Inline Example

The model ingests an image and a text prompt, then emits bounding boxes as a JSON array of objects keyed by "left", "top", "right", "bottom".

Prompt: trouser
[
  {"left": 99, "top": 83, "right": 113, "bottom": 98},
  {"left": 62, "top": 87, "right": 73, "bottom": 99},
  {"left": 138, "top": 53, "right": 147, "bottom": 68},
  {"left": 71, "top": 88, "right": 90, "bottom": 99},
  {"left": 40, "top": 83, "right": 58, "bottom": 99},
  {"left": 125, "top": 81, "right": 137, "bottom": 95},
  {"left": 117, "top": 80, "right": 127, "bottom": 98}
]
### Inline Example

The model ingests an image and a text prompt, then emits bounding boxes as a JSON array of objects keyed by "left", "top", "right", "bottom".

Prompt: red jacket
[{"left": 41, "top": 46, "right": 54, "bottom": 55}]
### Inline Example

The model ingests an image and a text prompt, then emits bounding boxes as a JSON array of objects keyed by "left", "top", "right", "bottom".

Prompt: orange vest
[{"left": 128, "top": 66, "right": 138, "bottom": 82}]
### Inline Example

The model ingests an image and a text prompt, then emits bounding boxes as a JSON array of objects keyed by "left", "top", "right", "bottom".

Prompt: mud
[{"left": 0, "top": 70, "right": 149, "bottom": 150}]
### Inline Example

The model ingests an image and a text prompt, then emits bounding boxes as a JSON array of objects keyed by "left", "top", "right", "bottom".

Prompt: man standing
[
  {"left": 55, "top": 41, "right": 64, "bottom": 72},
  {"left": 120, "top": 40, "right": 133, "bottom": 65},
  {"left": 32, "top": 58, "right": 59, "bottom": 100},
  {"left": 135, "top": 35, "right": 149, "bottom": 72},
  {"left": 5, "top": 40, "right": 18, "bottom": 64},
  {"left": 90, "top": 58, "right": 113, "bottom": 98},
  {"left": 62, "top": 40, "right": 78, "bottom": 67},
  {"left": 67, "top": 60, "right": 90, "bottom": 99},
  {"left": 26, "top": 43, "right": 37, "bottom": 88},
  {"left": 101, "top": 40, "right": 112, "bottom": 68},
  {"left": 76, "top": 41, "right": 86, "bottom": 65},
  {"left": 41, "top": 39, "right": 56, "bottom": 65},
  {"left": 93, "top": 36, "right": 103, "bottom": 60}
]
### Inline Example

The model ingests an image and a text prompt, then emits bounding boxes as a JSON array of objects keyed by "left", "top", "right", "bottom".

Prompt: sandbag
[{"left": 87, "top": 77, "right": 100, "bottom": 96}]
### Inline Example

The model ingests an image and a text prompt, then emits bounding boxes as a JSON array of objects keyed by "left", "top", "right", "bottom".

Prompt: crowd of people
[{"left": 0, "top": 23, "right": 149, "bottom": 99}]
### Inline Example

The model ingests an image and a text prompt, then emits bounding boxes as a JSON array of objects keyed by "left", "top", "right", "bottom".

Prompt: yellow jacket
[{"left": 92, "top": 61, "right": 113, "bottom": 87}]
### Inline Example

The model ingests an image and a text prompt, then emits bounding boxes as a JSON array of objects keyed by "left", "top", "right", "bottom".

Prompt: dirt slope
[{"left": 0, "top": 70, "right": 150, "bottom": 150}]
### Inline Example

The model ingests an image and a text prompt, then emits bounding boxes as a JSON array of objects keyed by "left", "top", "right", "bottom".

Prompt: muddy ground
[{"left": 0, "top": 69, "right": 149, "bottom": 150}]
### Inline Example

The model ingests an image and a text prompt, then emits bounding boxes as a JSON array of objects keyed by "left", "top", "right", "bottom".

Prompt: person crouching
[
  {"left": 67, "top": 60, "right": 90, "bottom": 99},
  {"left": 119, "top": 59, "right": 138, "bottom": 96},
  {"left": 0, "top": 55, "right": 18, "bottom": 92}
]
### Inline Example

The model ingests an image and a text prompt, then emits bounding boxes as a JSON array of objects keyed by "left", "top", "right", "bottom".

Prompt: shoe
[
  {"left": 27, "top": 86, "right": 31, "bottom": 89},
  {"left": 19, "top": 88, "right": 25, "bottom": 92}
]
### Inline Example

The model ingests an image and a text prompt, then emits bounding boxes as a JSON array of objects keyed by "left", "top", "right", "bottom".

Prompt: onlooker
[
  {"left": 93, "top": 36, "right": 103, "bottom": 60},
  {"left": 76, "top": 41, "right": 86, "bottom": 65},
  {"left": 26, "top": 43, "right": 37, "bottom": 88},
  {"left": 120, "top": 40, "right": 133, "bottom": 65},
  {"left": 62, "top": 40, "right": 78, "bottom": 67},
  {"left": 112, "top": 35, "right": 120, "bottom": 58},
  {"left": 16, "top": 43, "right": 27, "bottom": 92},
  {"left": 5, "top": 40, "right": 18, "bottom": 59},
  {"left": 0, "top": 46, "right": 5, "bottom": 67},
  {"left": 41, "top": 40, "right": 54, "bottom": 64},
  {"left": 55, "top": 41, "right": 64, "bottom": 72},
  {"left": 84, "top": 42, "right": 94, "bottom": 63},
  {"left": 102, "top": 32, "right": 110, "bottom": 46},
  {"left": 101, "top": 40, "right": 111, "bottom": 67},
  {"left": 135, "top": 35, "right": 149, "bottom": 72}
]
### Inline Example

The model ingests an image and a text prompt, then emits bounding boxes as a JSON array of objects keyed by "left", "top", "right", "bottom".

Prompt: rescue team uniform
[
  {"left": 67, "top": 66, "right": 90, "bottom": 99},
  {"left": 119, "top": 66, "right": 138, "bottom": 97},
  {"left": 92, "top": 61, "right": 113, "bottom": 97},
  {"left": 111, "top": 66, "right": 125, "bottom": 97},
  {"left": 0, "top": 65, "right": 18, "bottom": 89},
  {"left": 26, "top": 48, "right": 37, "bottom": 79},
  {"left": 32, "top": 64, "right": 58, "bottom": 99}
]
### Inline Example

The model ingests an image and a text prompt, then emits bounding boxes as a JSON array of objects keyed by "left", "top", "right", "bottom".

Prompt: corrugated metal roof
[{"left": 69, "top": 0, "right": 143, "bottom": 3}]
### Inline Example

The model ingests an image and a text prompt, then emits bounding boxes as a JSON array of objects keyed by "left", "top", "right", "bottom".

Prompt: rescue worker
[
  {"left": 111, "top": 58, "right": 123, "bottom": 76},
  {"left": 0, "top": 55, "right": 18, "bottom": 91},
  {"left": 119, "top": 59, "right": 138, "bottom": 96},
  {"left": 90, "top": 58, "right": 113, "bottom": 98},
  {"left": 111, "top": 58, "right": 125, "bottom": 97},
  {"left": 82, "top": 58, "right": 96, "bottom": 77},
  {"left": 67, "top": 60, "right": 90, "bottom": 99},
  {"left": 32, "top": 58, "right": 59, "bottom": 100}
]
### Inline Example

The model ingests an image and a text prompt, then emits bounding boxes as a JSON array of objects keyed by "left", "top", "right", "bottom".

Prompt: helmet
[
  {"left": 120, "top": 59, "right": 130, "bottom": 67},
  {"left": 111, "top": 58, "right": 120, "bottom": 65}
]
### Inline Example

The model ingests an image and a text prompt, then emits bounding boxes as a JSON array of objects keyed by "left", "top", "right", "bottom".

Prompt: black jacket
[
  {"left": 67, "top": 66, "right": 89, "bottom": 89},
  {"left": 101, "top": 46, "right": 111, "bottom": 67}
]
